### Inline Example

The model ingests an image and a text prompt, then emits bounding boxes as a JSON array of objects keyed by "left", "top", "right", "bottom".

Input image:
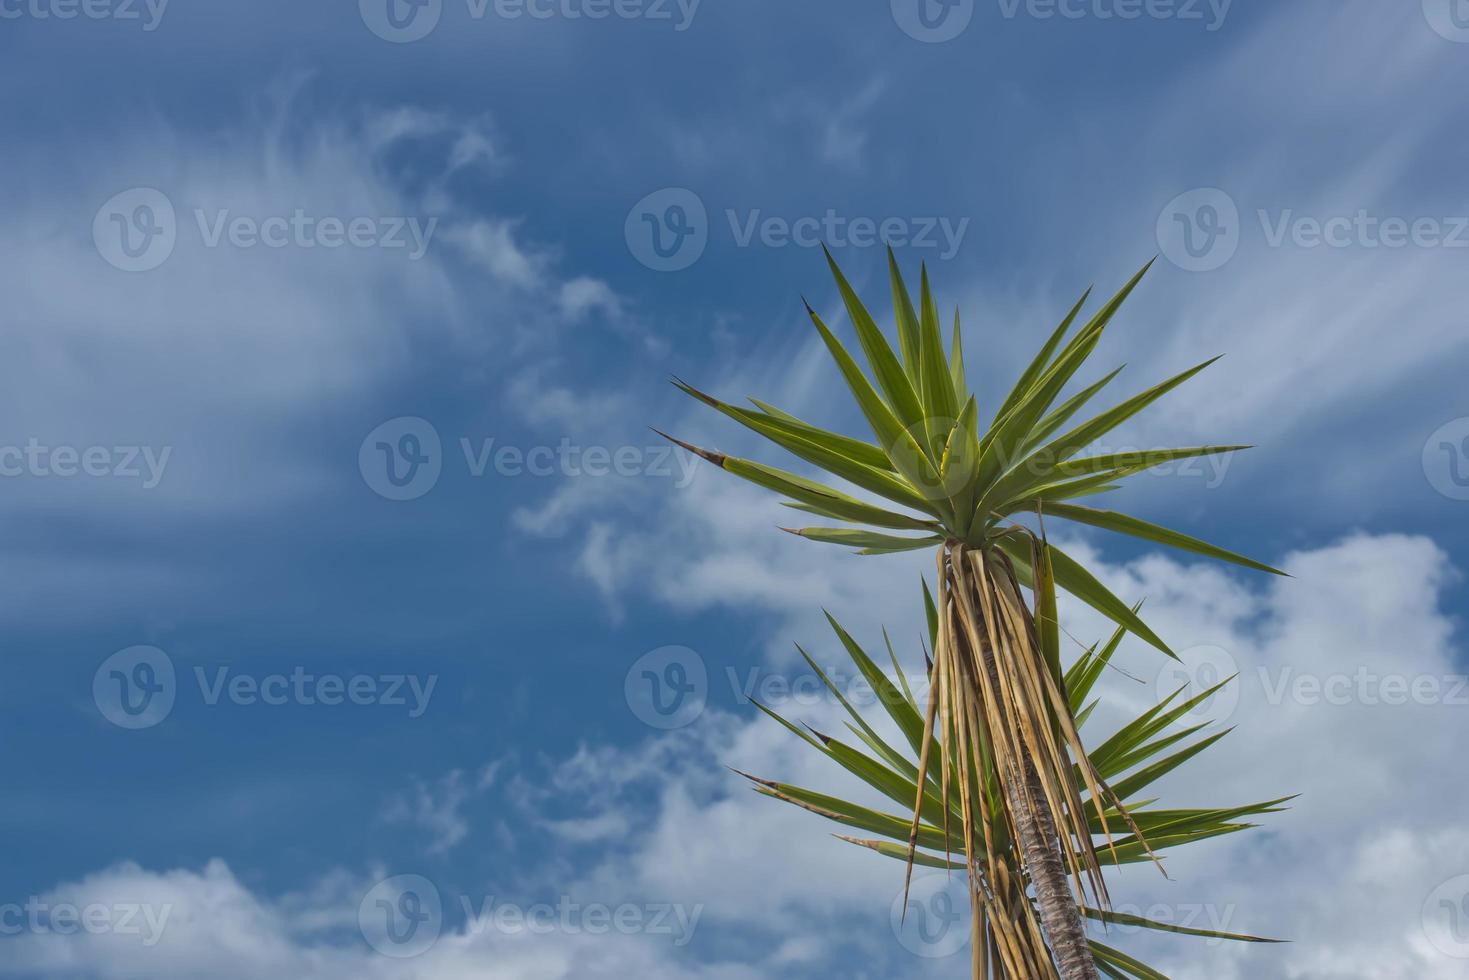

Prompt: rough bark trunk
[
  {"left": 970, "top": 586, "right": 1099, "bottom": 980},
  {"left": 1011, "top": 760, "right": 1099, "bottom": 980}
]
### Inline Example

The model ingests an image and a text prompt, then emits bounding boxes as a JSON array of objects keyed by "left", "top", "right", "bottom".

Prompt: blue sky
[{"left": 2, "top": 1, "right": 1469, "bottom": 977}]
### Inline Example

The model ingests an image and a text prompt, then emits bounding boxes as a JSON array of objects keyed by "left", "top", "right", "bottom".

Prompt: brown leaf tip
[
  {"left": 728, "top": 767, "right": 777, "bottom": 789},
  {"left": 651, "top": 428, "right": 727, "bottom": 467},
  {"left": 669, "top": 376, "right": 719, "bottom": 408}
]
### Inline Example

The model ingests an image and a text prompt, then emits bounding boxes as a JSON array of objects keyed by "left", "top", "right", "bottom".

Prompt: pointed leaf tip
[
  {"left": 669, "top": 377, "right": 720, "bottom": 407},
  {"left": 652, "top": 429, "right": 726, "bottom": 467},
  {"left": 729, "top": 768, "right": 777, "bottom": 789}
]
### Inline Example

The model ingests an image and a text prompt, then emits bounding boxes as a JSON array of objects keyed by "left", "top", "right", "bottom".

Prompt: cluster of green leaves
[
  {"left": 741, "top": 602, "right": 1291, "bottom": 977},
  {"left": 668, "top": 249, "right": 1284, "bottom": 661}
]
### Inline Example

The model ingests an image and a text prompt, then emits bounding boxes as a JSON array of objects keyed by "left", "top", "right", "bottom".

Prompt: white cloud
[
  {"left": 443, "top": 217, "right": 548, "bottom": 290},
  {"left": 980, "top": 0, "right": 1469, "bottom": 517},
  {"left": 382, "top": 770, "right": 478, "bottom": 856},
  {"left": 0, "top": 859, "right": 766, "bottom": 980},
  {"left": 772, "top": 76, "right": 889, "bottom": 169},
  {"left": 559, "top": 528, "right": 1469, "bottom": 978},
  {"left": 0, "top": 75, "right": 649, "bottom": 522},
  {"left": 0, "top": 78, "right": 652, "bottom": 628},
  {"left": 16, "top": 532, "right": 1469, "bottom": 977}
]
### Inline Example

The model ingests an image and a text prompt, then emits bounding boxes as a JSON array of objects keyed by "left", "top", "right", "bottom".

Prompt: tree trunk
[
  {"left": 1011, "top": 760, "right": 1099, "bottom": 980},
  {"left": 970, "top": 583, "right": 1099, "bottom": 980},
  {"left": 933, "top": 544, "right": 1103, "bottom": 980}
]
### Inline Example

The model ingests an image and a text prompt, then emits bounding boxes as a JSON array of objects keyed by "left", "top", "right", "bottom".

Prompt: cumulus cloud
[
  {"left": 573, "top": 530, "right": 1469, "bottom": 977},
  {"left": 0, "top": 859, "right": 761, "bottom": 980},
  {"left": 18, "top": 532, "right": 1465, "bottom": 978}
]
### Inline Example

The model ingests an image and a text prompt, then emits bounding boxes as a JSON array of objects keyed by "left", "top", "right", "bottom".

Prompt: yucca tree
[
  {"left": 737, "top": 604, "right": 1290, "bottom": 977},
  {"left": 659, "top": 250, "right": 1284, "bottom": 979}
]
